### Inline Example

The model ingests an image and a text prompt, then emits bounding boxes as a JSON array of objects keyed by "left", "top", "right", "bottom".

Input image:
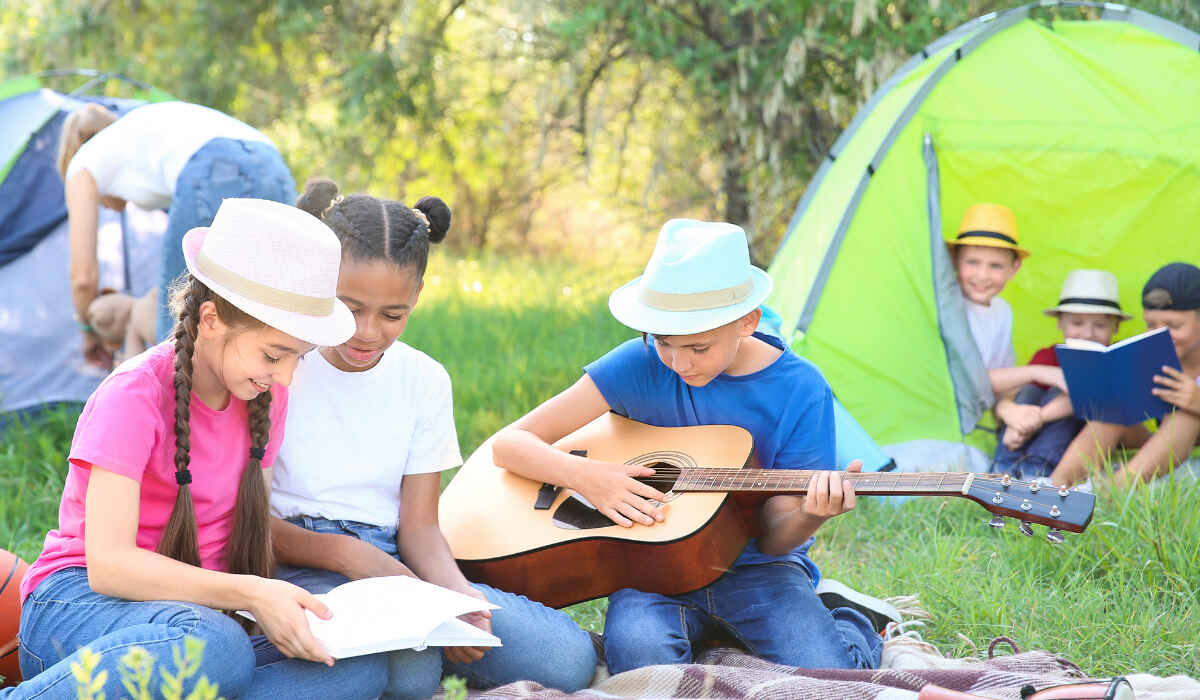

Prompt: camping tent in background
[
  {"left": 0, "top": 72, "right": 169, "bottom": 420},
  {"left": 766, "top": 2, "right": 1200, "bottom": 472}
]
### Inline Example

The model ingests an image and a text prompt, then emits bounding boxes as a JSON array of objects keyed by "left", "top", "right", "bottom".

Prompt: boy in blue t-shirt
[{"left": 493, "top": 219, "right": 882, "bottom": 674}]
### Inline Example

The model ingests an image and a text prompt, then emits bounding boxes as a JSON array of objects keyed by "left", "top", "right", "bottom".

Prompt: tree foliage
[{"left": 2, "top": 0, "right": 1196, "bottom": 260}]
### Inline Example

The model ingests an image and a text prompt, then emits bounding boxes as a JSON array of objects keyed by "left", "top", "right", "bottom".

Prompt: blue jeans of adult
[
  {"left": 155, "top": 137, "right": 297, "bottom": 341},
  {"left": 602, "top": 561, "right": 882, "bottom": 674},
  {"left": 992, "top": 385, "right": 1084, "bottom": 480},
  {"left": 273, "top": 517, "right": 597, "bottom": 699},
  {"left": 8, "top": 567, "right": 385, "bottom": 700}
]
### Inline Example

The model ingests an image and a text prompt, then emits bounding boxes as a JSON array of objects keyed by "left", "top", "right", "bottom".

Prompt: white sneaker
[{"left": 815, "top": 578, "right": 901, "bottom": 633}]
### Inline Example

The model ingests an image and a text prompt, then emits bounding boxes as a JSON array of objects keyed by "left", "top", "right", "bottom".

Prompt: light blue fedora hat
[{"left": 609, "top": 219, "right": 773, "bottom": 335}]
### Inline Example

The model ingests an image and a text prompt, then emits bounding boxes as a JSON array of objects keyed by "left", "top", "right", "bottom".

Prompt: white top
[
  {"left": 964, "top": 295, "right": 1015, "bottom": 370},
  {"left": 66, "top": 102, "right": 271, "bottom": 210},
  {"left": 271, "top": 342, "right": 463, "bottom": 527}
]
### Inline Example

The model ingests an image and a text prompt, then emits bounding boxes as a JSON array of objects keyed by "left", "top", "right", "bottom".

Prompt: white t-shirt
[
  {"left": 964, "top": 295, "right": 1015, "bottom": 370},
  {"left": 66, "top": 102, "right": 272, "bottom": 210},
  {"left": 271, "top": 342, "right": 463, "bottom": 527}
]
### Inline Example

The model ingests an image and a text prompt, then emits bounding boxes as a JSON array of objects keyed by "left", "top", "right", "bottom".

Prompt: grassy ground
[{"left": 2, "top": 252, "right": 1197, "bottom": 679}]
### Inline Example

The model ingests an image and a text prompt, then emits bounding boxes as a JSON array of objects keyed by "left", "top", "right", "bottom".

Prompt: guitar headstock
[{"left": 961, "top": 473, "right": 1095, "bottom": 542}]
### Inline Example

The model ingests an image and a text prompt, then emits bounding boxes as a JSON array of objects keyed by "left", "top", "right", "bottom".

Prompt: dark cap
[{"left": 1142, "top": 262, "right": 1200, "bottom": 310}]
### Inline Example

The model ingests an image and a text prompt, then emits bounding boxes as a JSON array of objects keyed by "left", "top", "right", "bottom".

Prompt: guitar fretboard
[{"left": 675, "top": 469, "right": 972, "bottom": 496}]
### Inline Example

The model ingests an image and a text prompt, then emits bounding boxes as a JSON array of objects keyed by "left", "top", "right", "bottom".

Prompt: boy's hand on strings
[
  {"left": 573, "top": 460, "right": 668, "bottom": 528},
  {"left": 338, "top": 536, "right": 417, "bottom": 580},
  {"left": 445, "top": 585, "right": 494, "bottom": 665},
  {"left": 801, "top": 459, "right": 860, "bottom": 520},
  {"left": 246, "top": 578, "right": 336, "bottom": 666},
  {"left": 1152, "top": 365, "right": 1200, "bottom": 415}
]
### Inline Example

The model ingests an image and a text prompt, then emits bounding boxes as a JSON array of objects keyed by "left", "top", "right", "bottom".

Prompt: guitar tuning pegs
[
  {"left": 987, "top": 515, "right": 1005, "bottom": 529},
  {"left": 1018, "top": 521, "right": 1034, "bottom": 537},
  {"left": 1046, "top": 528, "right": 1065, "bottom": 544}
]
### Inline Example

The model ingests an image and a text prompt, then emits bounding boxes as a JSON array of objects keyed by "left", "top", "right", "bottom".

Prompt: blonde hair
[{"left": 56, "top": 104, "right": 118, "bottom": 179}]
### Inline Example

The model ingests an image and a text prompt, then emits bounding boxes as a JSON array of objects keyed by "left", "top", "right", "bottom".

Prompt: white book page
[{"left": 304, "top": 576, "right": 501, "bottom": 658}]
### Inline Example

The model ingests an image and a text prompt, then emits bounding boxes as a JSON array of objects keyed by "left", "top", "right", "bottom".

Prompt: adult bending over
[{"left": 58, "top": 101, "right": 296, "bottom": 362}]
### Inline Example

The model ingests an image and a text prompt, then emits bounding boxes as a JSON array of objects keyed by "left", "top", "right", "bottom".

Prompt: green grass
[{"left": 3, "top": 252, "right": 1198, "bottom": 678}]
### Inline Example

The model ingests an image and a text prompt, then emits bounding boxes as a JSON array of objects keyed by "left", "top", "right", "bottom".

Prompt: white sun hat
[
  {"left": 608, "top": 219, "right": 773, "bottom": 335},
  {"left": 1043, "top": 269, "right": 1132, "bottom": 320},
  {"left": 181, "top": 198, "right": 355, "bottom": 346}
]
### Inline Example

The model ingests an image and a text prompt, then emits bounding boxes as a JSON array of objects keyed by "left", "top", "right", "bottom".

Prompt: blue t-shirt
[{"left": 584, "top": 332, "right": 836, "bottom": 581}]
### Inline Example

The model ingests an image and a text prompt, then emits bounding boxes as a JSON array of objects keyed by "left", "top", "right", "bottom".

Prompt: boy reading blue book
[{"left": 1055, "top": 326, "right": 1180, "bottom": 425}]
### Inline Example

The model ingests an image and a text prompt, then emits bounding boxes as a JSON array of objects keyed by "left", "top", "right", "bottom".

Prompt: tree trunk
[{"left": 720, "top": 133, "right": 757, "bottom": 264}]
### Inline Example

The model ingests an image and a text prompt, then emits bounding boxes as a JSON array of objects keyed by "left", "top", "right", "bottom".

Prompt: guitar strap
[{"left": 534, "top": 450, "right": 587, "bottom": 509}]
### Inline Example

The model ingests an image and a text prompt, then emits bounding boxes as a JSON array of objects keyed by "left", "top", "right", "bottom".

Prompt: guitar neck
[{"left": 676, "top": 468, "right": 974, "bottom": 497}]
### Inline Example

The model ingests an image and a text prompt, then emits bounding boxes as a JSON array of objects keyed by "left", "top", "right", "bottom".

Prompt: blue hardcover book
[{"left": 1054, "top": 326, "right": 1181, "bottom": 425}]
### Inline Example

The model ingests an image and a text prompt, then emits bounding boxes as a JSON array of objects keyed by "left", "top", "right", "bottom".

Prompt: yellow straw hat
[{"left": 946, "top": 203, "right": 1029, "bottom": 259}]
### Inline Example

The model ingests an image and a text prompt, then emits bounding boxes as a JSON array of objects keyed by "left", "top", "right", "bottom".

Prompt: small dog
[{"left": 87, "top": 288, "right": 157, "bottom": 362}]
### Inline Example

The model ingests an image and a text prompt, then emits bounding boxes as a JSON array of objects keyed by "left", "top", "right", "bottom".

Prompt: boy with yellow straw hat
[{"left": 946, "top": 203, "right": 1068, "bottom": 404}]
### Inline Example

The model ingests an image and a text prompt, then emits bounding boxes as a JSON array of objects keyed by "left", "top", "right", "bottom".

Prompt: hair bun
[
  {"left": 296, "top": 178, "right": 341, "bottom": 218},
  {"left": 414, "top": 196, "right": 451, "bottom": 243}
]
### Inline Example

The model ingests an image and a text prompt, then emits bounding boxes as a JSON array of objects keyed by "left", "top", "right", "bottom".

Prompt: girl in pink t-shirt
[{"left": 8, "top": 199, "right": 386, "bottom": 699}]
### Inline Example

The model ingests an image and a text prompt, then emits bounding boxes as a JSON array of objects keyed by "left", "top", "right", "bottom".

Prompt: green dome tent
[{"left": 766, "top": 2, "right": 1200, "bottom": 471}]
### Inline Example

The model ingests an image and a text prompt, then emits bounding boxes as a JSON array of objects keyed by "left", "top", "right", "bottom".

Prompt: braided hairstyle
[
  {"left": 159, "top": 275, "right": 274, "bottom": 579},
  {"left": 295, "top": 178, "right": 450, "bottom": 279}
]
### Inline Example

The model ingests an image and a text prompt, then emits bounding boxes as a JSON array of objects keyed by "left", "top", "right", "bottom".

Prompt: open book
[
  {"left": 1055, "top": 326, "right": 1181, "bottom": 425},
  {"left": 243, "top": 576, "right": 501, "bottom": 659}
]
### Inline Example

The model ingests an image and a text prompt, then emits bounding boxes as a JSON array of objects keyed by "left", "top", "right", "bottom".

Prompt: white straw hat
[
  {"left": 1043, "top": 269, "right": 1131, "bottom": 320},
  {"left": 609, "top": 219, "right": 772, "bottom": 335},
  {"left": 181, "top": 198, "right": 355, "bottom": 346}
]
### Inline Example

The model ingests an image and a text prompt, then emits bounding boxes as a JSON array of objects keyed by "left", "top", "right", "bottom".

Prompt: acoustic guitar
[{"left": 439, "top": 413, "right": 1095, "bottom": 609}]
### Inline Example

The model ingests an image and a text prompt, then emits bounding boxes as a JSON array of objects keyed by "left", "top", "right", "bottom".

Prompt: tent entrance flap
[{"left": 924, "top": 133, "right": 992, "bottom": 436}]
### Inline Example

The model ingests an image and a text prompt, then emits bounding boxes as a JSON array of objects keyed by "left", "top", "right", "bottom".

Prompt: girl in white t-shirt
[
  {"left": 270, "top": 179, "right": 596, "bottom": 699},
  {"left": 57, "top": 102, "right": 297, "bottom": 362}
]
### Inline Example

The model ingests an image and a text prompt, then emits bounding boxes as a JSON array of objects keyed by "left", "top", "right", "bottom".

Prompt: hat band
[
  {"left": 957, "top": 230, "right": 1018, "bottom": 246},
  {"left": 195, "top": 248, "right": 334, "bottom": 316},
  {"left": 640, "top": 277, "right": 754, "bottom": 312},
  {"left": 1058, "top": 296, "right": 1122, "bottom": 311}
]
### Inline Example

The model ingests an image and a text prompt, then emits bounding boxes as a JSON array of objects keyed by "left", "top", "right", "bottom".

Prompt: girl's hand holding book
[
  {"left": 245, "top": 577, "right": 336, "bottom": 666},
  {"left": 443, "top": 585, "right": 494, "bottom": 665}
]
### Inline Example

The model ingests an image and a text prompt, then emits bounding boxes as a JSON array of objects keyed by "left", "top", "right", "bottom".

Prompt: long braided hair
[
  {"left": 157, "top": 276, "right": 273, "bottom": 578},
  {"left": 295, "top": 178, "right": 450, "bottom": 277}
]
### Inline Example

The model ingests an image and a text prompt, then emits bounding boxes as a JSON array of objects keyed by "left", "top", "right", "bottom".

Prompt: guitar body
[{"left": 439, "top": 413, "right": 757, "bottom": 608}]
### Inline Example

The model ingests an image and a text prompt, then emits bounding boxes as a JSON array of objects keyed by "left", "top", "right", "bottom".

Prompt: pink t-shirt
[{"left": 20, "top": 342, "right": 288, "bottom": 602}]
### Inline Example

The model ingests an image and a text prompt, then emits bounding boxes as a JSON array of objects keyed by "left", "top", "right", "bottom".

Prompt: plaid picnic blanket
[{"left": 467, "top": 639, "right": 1090, "bottom": 699}]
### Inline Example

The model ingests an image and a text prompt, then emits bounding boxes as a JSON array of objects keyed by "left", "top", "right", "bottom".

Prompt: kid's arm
[
  {"left": 396, "top": 471, "right": 491, "bottom": 664},
  {"left": 988, "top": 365, "right": 1066, "bottom": 395},
  {"left": 492, "top": 374, "right": 666, "bottom": 527},
  {"left": 757, "top": 461, "right": 862, "bottom": 556},
  {"left": 85, "top": 466, "right": 335, "bottom": 664},
  {"left": 1040, "top": 393, "right": 1074, "bottom": 423},
  {"left": 270, "top": 516, "right": 414, "bottom": 580},
  {"left": 65, "top": 169, "right": 109, "bottom": 367},
  {"left": 1111, "top": 409, "right": 1200, "bottom": 487}
]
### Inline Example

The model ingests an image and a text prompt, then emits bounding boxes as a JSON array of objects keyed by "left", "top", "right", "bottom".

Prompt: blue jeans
[
  {"left": 8, "top": 567, "right": 385, "bottom": 699},
  {"left": 602, "top": 561, "right": 882, "bottom": 674},
  {"left": 992, "top": 385, "right": 1084, "bottom": 479},
  {"left": 274, "top": 517, "right": 597, "bottom": 699},
  {"left": 155, "top": 137, "right": 297, "bottom": 341}
]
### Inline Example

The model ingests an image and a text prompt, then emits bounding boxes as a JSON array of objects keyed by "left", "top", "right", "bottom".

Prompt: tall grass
[{"left": 2, "top": 252, "right": 1197, "bottom": 678}]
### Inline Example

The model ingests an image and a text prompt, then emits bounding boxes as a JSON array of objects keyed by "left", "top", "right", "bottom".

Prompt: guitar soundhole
[{"left": 551, "top": 452, "right": 690, "bottom": 530}]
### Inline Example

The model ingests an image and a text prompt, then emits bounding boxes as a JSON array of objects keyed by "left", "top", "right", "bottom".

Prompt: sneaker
[{"left": 815, "top": 578, "right": 901, "bottom": 634}]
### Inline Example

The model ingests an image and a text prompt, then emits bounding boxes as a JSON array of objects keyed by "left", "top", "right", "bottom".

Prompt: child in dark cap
[{"left": 1051, "top": 262, "right": 1200, "bottom": 487}]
